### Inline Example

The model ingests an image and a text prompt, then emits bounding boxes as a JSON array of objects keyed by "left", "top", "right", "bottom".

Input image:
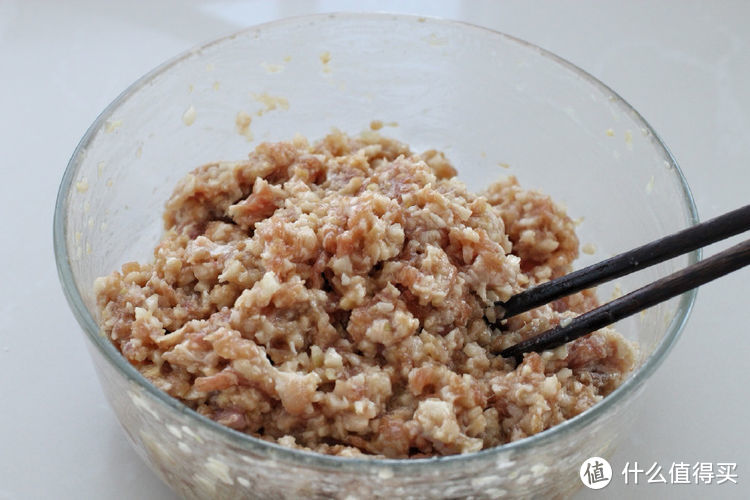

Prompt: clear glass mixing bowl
[{"left": 54, "top": 13, "right": 698, "bottom": 499}]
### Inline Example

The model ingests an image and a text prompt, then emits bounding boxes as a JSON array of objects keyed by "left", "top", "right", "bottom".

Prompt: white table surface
[{"left": 1, "top": 1, "right": 747, "bottom": 498}]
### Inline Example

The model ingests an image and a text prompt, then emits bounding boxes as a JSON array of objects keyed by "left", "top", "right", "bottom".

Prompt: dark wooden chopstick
[
  {"left": 497, "top": 204, "right": 750, "bottom": 320},
  {"left": 500, "top": 237, "right": 750, "bottom": 359}
]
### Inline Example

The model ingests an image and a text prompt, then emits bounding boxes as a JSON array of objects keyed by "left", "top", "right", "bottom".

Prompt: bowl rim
[{"left": 53, "top": 11, "right": 699, "bottom": 473}]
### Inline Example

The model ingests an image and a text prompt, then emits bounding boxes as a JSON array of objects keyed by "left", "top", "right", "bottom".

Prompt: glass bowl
[{"left": 54, "top": 13, "right": 697, "bottom": 499}]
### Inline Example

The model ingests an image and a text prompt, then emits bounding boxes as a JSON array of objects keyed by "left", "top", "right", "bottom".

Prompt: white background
[{"left": 1, "top": 1, "right": 747, "bottom": 498}]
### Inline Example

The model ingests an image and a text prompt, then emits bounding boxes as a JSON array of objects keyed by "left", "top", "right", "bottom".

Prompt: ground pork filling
[{"left": 94, "top": 131, "right": 636, "bottom": 458}]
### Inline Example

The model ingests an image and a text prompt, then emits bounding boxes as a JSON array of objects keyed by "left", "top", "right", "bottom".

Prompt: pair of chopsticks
[{"left": 498, "top": 204, "right": 750, "bottom": 359}]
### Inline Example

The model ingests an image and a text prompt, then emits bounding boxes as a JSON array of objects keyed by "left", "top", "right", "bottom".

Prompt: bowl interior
[{"left": 55, "top": 12, "right": 697, "bottom": 472}]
